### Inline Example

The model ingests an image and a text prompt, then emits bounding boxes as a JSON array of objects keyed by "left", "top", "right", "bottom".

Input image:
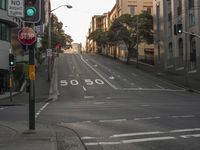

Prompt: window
[
  {"left": 0, "top": 0, "right": 6, "bottom": 10},
  {"left": 190, "top": 36, "right": 197, "bottom": 70},
  {"left": 0, "top": 23, "right": 10, "bottom": 41},
  {"left": 189, "top": 0, "right": 195, "bottom": 26},
  {"left": 129, "top": 6, "right": 136, "bottom": 16},
  {"left": 178, "top": 38, "right": 183, "bottom": 57},
  {"left": 168, "top": 42, "right": 173, "bottom": 59},
  {"left": 146, "top": 7, "right": 151, "bottom": 14}
]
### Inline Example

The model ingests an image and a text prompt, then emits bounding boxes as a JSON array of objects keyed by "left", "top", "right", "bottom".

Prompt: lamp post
[{"left": 48, "top": 5, "right": 72, "bottom": 81}]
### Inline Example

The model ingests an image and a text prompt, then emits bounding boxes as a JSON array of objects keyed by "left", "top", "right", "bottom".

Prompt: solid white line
[
  {"left": 121, "top": 136, "right": 176, "bottom": 144},
  {"left": 0, "top": 107, "right": 8, "bottom": 110},
  {"left": 35, "top": 102, "right": 50, "bottom": 118},
  {"left": 134, "top": 117, "right": 161, "bottom": 121},
  {"left": 82, "top": 86, "right": 87, "bottom": 91},
  {"left": 170, "top": 115, "right": 195, "bottom": 118},
  {"left": 120, "top": 88, "right": 185, "bottom": 92},
  {"left": 84, "top": 96, "right": 94, "bottom": 99},
  {"left": 180, "top": 134, "right": 200, "bottom": 138},
  {"left": 85, "top": 141, "right": 120, "bottom": 146},
  {"left": 170, "top": 128, "right": 200, "bottom": 133},
  {"left": 80, "top": 55, "right": 118, "bottom": 90},
  {"left": 85, "top": 137, "right": 176, "bottom": 146},
  {"left": 81, "top": 136, "right": 98, "bottom": 140},
  {"left": 99, "top": 119, "right": 127, "bottom": 123},
  {"left": 110, "top": 131, "right": 164, "bottom": 138}
]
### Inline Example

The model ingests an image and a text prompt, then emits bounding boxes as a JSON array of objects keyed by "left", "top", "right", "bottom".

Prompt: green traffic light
[{"left": 26, "top": 7, "right": 36, "bottom": 17}]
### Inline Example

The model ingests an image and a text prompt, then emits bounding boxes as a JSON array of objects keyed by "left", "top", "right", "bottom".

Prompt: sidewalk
[
  {"left": 0, "top": 59, "right": 50, "bottom": 105},
  {"left": 0, "top": 58, "right": 86, "bottom": 150},
  {"left": 0, "top": 121, "right": 85, "bottom": 150}
]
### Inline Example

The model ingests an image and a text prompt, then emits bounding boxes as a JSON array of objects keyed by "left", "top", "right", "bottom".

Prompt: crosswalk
[{"left": 81, "top": 128, "right": 200, "bottom": 146}]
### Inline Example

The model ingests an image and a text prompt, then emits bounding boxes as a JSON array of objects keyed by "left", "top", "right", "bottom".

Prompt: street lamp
[{"left": 48, "top": 4, "right": 72, "bottom": 81}]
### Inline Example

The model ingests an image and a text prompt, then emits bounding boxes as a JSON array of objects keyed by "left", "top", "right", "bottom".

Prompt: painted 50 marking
[{"left": 60, "top": 79, "right": 104, "bottom": 86}]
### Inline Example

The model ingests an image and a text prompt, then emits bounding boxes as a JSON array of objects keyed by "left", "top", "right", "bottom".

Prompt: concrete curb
[{"left": 48, "top": 58, "right": 59, "bottom": 101}]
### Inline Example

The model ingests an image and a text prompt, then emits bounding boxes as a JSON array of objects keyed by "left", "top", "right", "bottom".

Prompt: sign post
[{"left": 18, "top": 27, "right": 36, "bottom": 130}]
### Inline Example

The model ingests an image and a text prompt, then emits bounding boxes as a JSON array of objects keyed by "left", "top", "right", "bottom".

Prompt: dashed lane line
[{"left": 35, "top": 102, "right": 50, "bottom": 119}]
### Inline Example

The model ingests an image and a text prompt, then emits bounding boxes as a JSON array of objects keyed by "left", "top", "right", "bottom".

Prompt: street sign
[
  {"left": 47, "top": 49, "right": 52, "bottom": 57},
  {"left": 18, "top": 27, "right": 37, "bottom": 45},
  {"left": 29, "top": 65, "right": 35, "bottom": 80},
  {"left": 8, "top": 0, "right": 24, "bottom": 18}
]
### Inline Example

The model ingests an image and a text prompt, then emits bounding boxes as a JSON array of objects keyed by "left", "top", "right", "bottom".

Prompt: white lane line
[
  {"left": 35, "top": 102, "right": 50, "bottom": 118},
  {"left": 85, "top": 141, "right": 120, "bottom": 146},
  {"left": 170, "top": 115, "right": 195, "bottom": 118},
  {"left": 122, "top": 136, "right": 176, "bottom": 144},
  {"left": 85, "top": 137, "right": 176, "bottom": 146},
  {"left": 99, "top": 119, "right": 127, "bottom": 123},
  {"left": 82, "top": 86, "right": 87, "bottom": 91},
  {"left": 155, "top": 84, "right": 165, "bottom": 89},
  {"left": 80, "top": 55, "right": 118, "bottom": 90},
  {"left": 0, "top": 107, "right": 8, "bottom": 110},
  {"left": 84, "top": 96, "right": 94, "bottom": 99},
  {"left": 134, "top": 117, "right": 161, "bottom": 121},
  {"left": 81, "top": 136, "right": 99, "bottom": 140},
  {"left": 170, "top": 128, "right": 200, "bottom": 133},
  {"left": 180, "top": 134, "right": 200, "bottom": 138},
  {"left": 120, "top": 88, "right": 185, "bottom": 92},
  {"left": 110, "top": 131, "right": 164, "bottom": 138},
  {"left": 109, "top": 76, "right": 115, "bottom": 80}
]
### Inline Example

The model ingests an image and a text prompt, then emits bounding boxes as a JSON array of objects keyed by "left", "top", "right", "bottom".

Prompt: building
[
  {"left": 0, "top": 0, "right": 19, "bottom": 92},
  {"left": 153, "top": 0, "right": 200, "bottom": 86}
]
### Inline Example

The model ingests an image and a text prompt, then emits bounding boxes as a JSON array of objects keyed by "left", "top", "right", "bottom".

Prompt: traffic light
[
  {"left": 9, "top": 54, "right": 15, "bottom": 67},
  {"left": 22, "top": 0, "right": 41, "bottom": 23},
  {"left": 174, "top": 24, "right": 183, "bottom": 35}
]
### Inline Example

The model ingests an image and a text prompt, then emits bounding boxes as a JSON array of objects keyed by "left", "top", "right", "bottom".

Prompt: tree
[
  {"left": 41, "top": 14, "right": 73, "bottom": 53},
  {"left": 89, "top": 29, "right": 108, "bottom": 53},
  {"left": 108, "top": 12, "right": 153, "bottom": 64}
]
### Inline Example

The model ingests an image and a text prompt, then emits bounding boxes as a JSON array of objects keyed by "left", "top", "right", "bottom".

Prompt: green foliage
[{"left": 41, "top": 14, "right": 73, "bottom": 52}]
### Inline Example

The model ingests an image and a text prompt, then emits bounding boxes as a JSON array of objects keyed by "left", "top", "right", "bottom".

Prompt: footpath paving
[{"left": 0, "top": 59, "right": 85, "bottom": 150}]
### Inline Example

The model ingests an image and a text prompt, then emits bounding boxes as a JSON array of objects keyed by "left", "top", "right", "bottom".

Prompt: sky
[{"left": 51, "top": 0, "right": 116, "bottom": 46}]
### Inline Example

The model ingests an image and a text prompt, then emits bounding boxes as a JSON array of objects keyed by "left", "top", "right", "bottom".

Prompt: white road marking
[
  {"left": 155, "top": 84, "right": 165, "bottom": 89},
  {"left": 121, "top": 136, "right": 176, "bottom": 144},
  {"left": 84, "top": 96, "right": 94, "bottom": 99},
  {"left": 134, "top": 117, "right": 161, "bottom": 121},
  {"left": 106, "top": 97, "right": 111, "bottom": 99},
  {"left": 180, "top": 134, "right": 200, "bottom": 138},
  {"left": 170, "top": 128, "right": 200, "bottom": 133},
  {"left": 110, "top": 131, "right": 164, "bottom": 138},
  {"left": 109, "top": 76, "right": 115, "bottom": 80},
  {"left": 81, "top": 136, "right": 98, "bottom": 140},
  {"left": 170, "top": 115, "right": 195, "bottom": 118},
  {"left": 99, "top": 119, "right": 127, "bottom": 123},
  {"left": 132, "top": 73, "right": 138, "bottom": 76},
  {"left": 85, "top": 137, "right": 176, "bottom": 146},
  {"left": 0, "top": 107, "right": 8, "bottom": 110},
  {"left": 82, "top": 86, "right": 87, "bottom": 91},
  {"left": 120, "top": 88, "right": 185, "bottom": 92},
  {"left": 80, "top": 56, "right": 118, "bottom": 90},
  {"left": 35, "top": 102, "right": 50, "bottom": 118}
]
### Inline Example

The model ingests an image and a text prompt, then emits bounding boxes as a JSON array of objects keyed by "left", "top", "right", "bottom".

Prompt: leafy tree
[
  {"left": 108, "top": 12, "right": 153, "bottom": 64},
  {"left": 41, "top": 14, "right": 73, "bottom": 53},
  {"left": 89, "top": 29, "right": 108, "bottom": 53}
]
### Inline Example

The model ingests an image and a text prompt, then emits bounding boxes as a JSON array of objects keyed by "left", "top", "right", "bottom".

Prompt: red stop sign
[{"left": 18, "top": 27, "right": 37, "bottom": 45}]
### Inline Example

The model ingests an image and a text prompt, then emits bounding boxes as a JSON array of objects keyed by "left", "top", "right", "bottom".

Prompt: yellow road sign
[{"left": 29, "top": 65, "right": 35, "bottom": 80}]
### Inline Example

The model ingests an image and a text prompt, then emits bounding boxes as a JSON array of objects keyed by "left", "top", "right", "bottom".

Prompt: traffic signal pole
[{"left": 28, "top": 44, "right": 35, "bottom": 130}]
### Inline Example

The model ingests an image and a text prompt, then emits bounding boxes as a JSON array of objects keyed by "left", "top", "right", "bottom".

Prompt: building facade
[
  {"left": 153, "top": 0, "right": 200, "bottom": 83},
  {"left": 0, "top": 0, "right": 19, "bottom": 92}
]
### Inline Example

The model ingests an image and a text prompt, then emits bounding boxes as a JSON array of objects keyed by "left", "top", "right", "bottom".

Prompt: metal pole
[
  {"left": 29, "top": 45, "right": 35, "bottom": 130},
  {"left": 48, "top": 13, "right": 51, "bottom": 81},
  {"left": 136, "top": 15, "right": 139, "bottom": 68}
]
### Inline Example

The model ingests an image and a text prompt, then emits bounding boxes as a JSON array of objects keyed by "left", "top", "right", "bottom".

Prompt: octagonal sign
[{"left": 18, "top": 27, "right": 36, "bottom": 45}]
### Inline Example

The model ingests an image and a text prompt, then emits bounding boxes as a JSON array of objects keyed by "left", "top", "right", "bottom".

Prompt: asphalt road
[{"left": 2, "top": 52, "right": 200, "bottom": 150}]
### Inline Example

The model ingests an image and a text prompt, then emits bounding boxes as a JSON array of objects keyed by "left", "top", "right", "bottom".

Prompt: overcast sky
[{"left": 51, "top": 0, "right": 116, "bottom": 46}]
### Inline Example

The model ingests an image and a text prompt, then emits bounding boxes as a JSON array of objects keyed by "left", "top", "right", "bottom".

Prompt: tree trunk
[{"left": 126, "top": 51, "right": 130, "bottom": 64}]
